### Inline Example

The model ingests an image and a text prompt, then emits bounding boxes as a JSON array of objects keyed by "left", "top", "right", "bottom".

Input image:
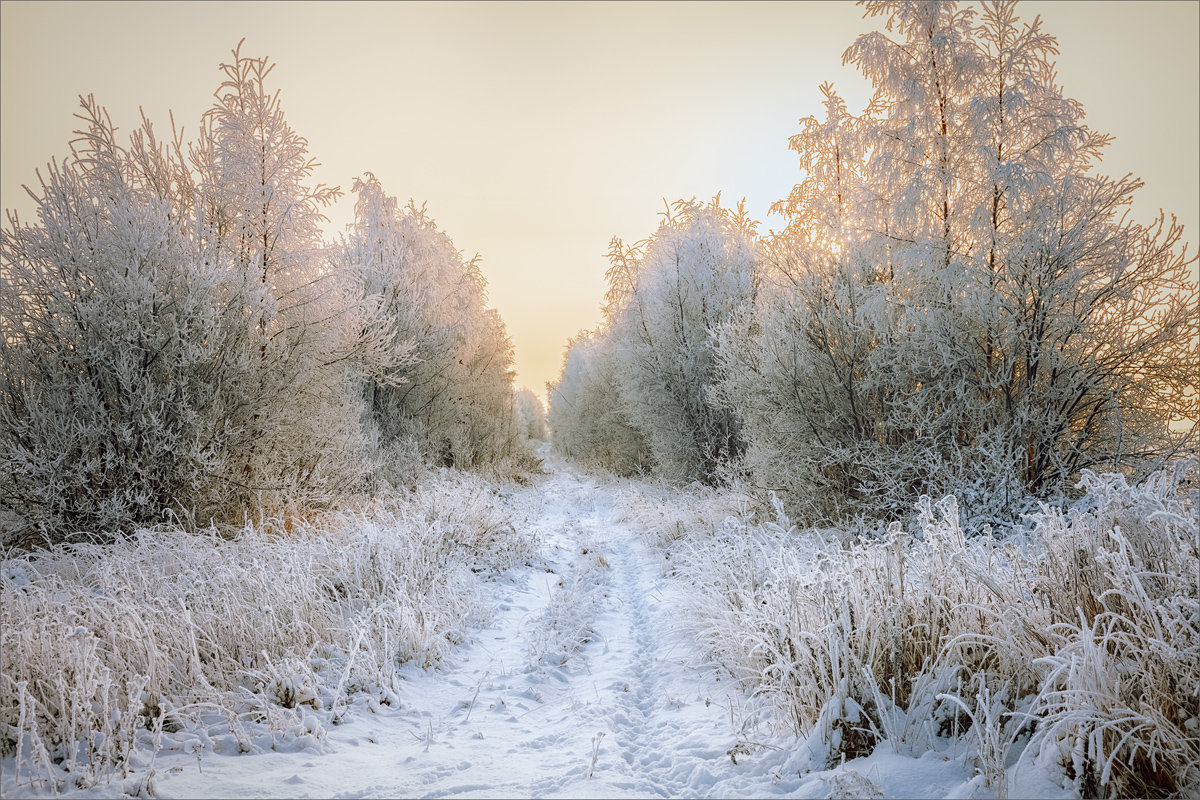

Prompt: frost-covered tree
[
  {"left": 0, "top": 42, "right": 383, "bottom": 534},
  {"left": 951, "top": 0, "right": 1196, "bottom": 499},
  {"left": 773, "top": 81, "right": 881, "bottom": 251},
  {"left": 845, "top": 0, "right": 982, "bottom": 264},
  {"left": 186, "top": 41, "right": 380, "bottom": 513},
  {"left": 721, "top": 0, "right": 1197, "bottom": 523},
  {"left": 191, "top": 40, "right": 341, "bottom": 289},
  {"left": 547, "top": 329, "right": 654, "bottom": 475},
  {"left": 335, "top": 173, "right": 428, "bottom": 483},
  {"left": 449, "top": 305, "right": 521, "bottom": 466},
  {"left": 711, "top": 79, "right": 902, "bottom": 517},
  {"left": 514, "top": 388, "right": 548, "bottom": 442},
  {"left": 336, "top": 174, "right": 520, "bottom": 476},
  {"left": 549, "top": 197, "right": 760, "bottom": 483},
  {"left": 1, "top": 42, "right": 532, "bottom": 539},
  {"left": 855, "top": 0, "right": 1198, "bottom": 511},
  {"left": 603, "top": 197, "right": 760, "bottom": 484}
]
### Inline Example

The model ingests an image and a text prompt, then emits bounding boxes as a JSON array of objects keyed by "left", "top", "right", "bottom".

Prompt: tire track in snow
[{"left": 588, "top": 489, "right": 733, "bottom": 797}]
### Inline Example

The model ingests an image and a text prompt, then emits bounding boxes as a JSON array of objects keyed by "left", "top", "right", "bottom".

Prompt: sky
[{"left": 2, "top": 1, "right": 1197, "bottom": 401}]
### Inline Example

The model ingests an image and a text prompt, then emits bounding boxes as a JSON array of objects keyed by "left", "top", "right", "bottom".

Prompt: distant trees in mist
[
  {"left": 548, "top": 198, "right": 759, "bottom": 482},
  {"left": 549, "top": 0, "right": 1198, "bottom": 525},
  {"left": 1, "top": 42, "right": 534, "bottom": 541},
  {"left": 513, "top": 388, "right": 548, "bottom": 443},
  {"left": 336, "top": 173, "right": 521, "bottom": 482}
]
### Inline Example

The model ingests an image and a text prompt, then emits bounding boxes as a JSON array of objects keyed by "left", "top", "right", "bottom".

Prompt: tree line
[
  {"left": 1, "top": 41, "right": 545, "bottom": 542},
  {"left": 548, "top": 0, "right": 1197, "bottom": 526}
]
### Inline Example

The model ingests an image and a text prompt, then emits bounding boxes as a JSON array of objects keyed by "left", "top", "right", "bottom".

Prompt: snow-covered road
[{"left": 146, "top": 456, "right": 756, "bottom": 798}]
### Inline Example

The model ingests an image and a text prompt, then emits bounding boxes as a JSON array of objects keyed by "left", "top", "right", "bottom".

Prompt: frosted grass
[
  {"left": 642, "top": 461, "right": 1198, "bottom": 798},
  {"left": 0, "top": 471, "right": 535, "bottom": 793}
]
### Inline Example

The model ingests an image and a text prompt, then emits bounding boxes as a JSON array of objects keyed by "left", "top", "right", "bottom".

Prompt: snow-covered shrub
[
  {"left": 665, "top": 461, "right": 1198, "bottom": 794},
  {"left": 0, "top": 471, "right": 533, "bottom": 791},
  {"left": 0, "top": 98, "right": 254, "bottom": 538},
  {"left": 549, "top": 197, "right": 760, "bottom": 485},
  {"left": 713, "top": 234, "right": 914, "bottom": 524}
]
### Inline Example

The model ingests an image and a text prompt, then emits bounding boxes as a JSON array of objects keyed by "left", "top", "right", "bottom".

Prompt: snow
[{"left": 0, "top": 453, "right": 1074, "bottom": 799}]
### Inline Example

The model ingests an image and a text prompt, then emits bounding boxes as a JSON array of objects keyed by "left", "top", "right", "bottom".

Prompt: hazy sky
[{"left": 3, "top": 1, "right": 1197, "bottom": 400}]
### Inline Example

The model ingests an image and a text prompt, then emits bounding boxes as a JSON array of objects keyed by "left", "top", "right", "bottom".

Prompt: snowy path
[
  {"left": 3, "top": 455, "right": 1078, "bottom": 799},
  {"left": 147, "top": 456, "right": 756, "bottom": 799},
  {"left": 45, "top": 454, "right": 1060, "bottom": 799}
]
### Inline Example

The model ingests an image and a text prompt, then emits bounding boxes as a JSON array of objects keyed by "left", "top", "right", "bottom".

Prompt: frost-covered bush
[
  {"left": 606, "top": 198, "right": 759, "bottom": 484},
  {"left": 0, "top": 98, "right": 254, "bottom": 537},
  {"left": 3, "top": 44, "right": 527, "bottom": 539},
  {"left": 550, "top": 197, "right": 759, "bottom": 484},
  {"left": 0, "top": 470, "right": 534, "bottom": 791},
  {"left": 0, "top": 48, "right": 385, "bottom": 539},
  {"left": 668, "top": 460, "right": 1198, "bottom": 796},
  {"left": 714, "top": 235, "right": 915, "bottom": 524}
]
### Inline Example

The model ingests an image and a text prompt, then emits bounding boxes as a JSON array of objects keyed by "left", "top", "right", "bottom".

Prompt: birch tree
[{"left": 187, "top": 41, "right": 382, "bottom": 513}]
